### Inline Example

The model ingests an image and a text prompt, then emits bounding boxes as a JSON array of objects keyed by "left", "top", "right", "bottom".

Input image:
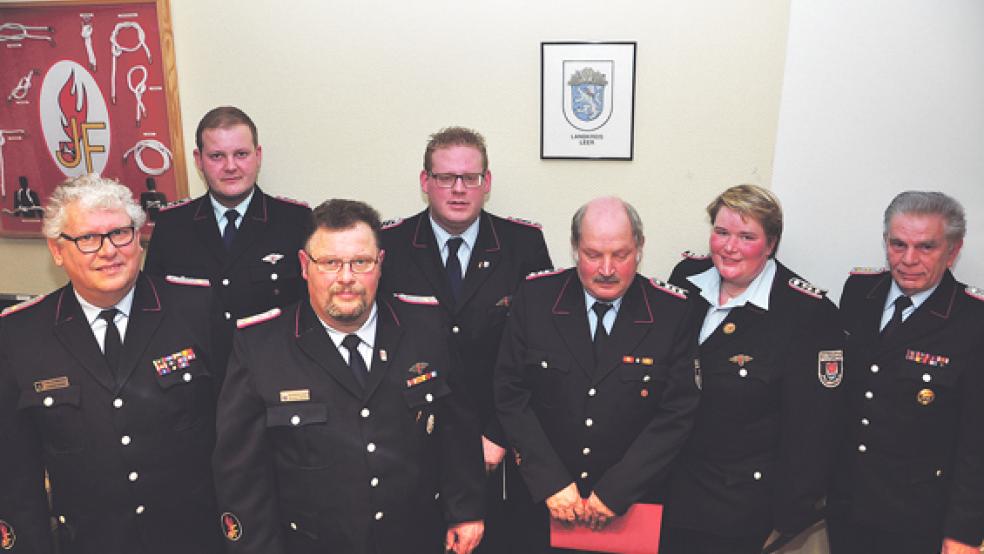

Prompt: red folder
[{"left": 549, "top": 503, "right": 662, "bottom": 554}]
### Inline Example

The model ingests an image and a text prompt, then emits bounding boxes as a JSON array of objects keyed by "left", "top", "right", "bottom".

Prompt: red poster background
[{"left": 0, "top": 0, "right": 185, "bottom": 237}]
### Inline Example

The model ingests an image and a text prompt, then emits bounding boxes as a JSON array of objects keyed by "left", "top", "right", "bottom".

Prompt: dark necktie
[
  {"left": 222, "top": 209, "right": 239, "bottom": 250},
  {"left": 446, "top": 237, "right": 464, "bottom": 301},
  {"left": 99, "top": 308, "right": 123, "bottom": 379},
  {"left": 881, "top": 295, "right": 913, "bottom": 339},
  {"left": 342, "top": 334, "right": 368, "bottom": 388},
  {"left": 591, "top": 302, "right": 612, "bottom": 362}
]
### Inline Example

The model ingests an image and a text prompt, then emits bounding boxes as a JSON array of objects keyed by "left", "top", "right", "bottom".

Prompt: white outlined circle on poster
[{"left": 39, "top": 60, "right": 112, "bottom": 178}]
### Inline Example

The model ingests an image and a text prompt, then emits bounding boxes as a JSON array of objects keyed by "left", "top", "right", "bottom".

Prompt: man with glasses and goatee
[
  {"left": 380, "top": 127, "right": 552, "bottom": 553},
  {"left": 0, "top": 174, "right": 222, "bottom": 554},
  {"left": 213, "top": 199, "right": 485, "bottom": 554}
]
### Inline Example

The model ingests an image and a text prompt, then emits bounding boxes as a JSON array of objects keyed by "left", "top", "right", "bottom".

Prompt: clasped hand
[{"left": 545, "top": 483, "right": 616, "bottom": 530}]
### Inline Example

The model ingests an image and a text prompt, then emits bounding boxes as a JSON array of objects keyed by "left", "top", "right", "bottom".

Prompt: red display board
[{"left": 0, "top": 0, "right": 186, "bottom": 237}]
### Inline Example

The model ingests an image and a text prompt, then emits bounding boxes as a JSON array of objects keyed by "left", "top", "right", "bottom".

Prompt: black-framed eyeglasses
[
  {"left": 304, "top": 251, "right": 379, "bottom": 274},
  {"left": 428, "top": 172, "right": 485, "bottom": 188},
  {"left": 59, "top": 226, "right": 136, "bottom": 254}
]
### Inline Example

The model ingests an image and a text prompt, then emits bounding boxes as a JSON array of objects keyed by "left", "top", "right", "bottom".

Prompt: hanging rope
[
  {"left": 6, "top": 70, "right": 37, "bottom": 102},
  {"left": 81, "top": 16, "right": 97, "bottom": 70},
  {"left": 123, "top": 139, "right": 172, "bottom": 176},
  {"left": 110, "top": 22, "right": 151, "bottom": 104},
  {"left": 0, "top": 22, "right": 54, "bottom": 44},
  {"left": 127, "top": 66, "right": 148, "bottom": 126}
]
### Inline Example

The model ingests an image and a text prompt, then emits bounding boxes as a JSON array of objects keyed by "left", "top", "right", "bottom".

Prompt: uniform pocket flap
[
  {"left": 403, "top": 377, "right": 452, "bottom": 409},
  {"left": 266, "top": 403, "right": 329, "bottom": 427},
  {"left": 19, "top": 384, "right": 81, "bottom": 410},
  {"left": 250, "top": 264, "right": 299, "bottom": 283},
  {"left": 152, "top": 349, "right": 211, "bottom": 389}
]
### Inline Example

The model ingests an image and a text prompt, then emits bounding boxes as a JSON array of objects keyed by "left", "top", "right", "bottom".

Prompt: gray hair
[
  {"left": 43, "top": 174, "right": 146, "bottom": 238},
  {"left": 570, "top": 197, "right": 645, "bottom": 248},
  {"left": 883, "top": 191, "right": 966, "bottom": 246}
]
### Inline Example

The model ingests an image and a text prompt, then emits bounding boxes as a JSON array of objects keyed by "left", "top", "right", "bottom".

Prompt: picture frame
[
  {"left": 0, "top": 0, "right": 186, "bottom": 238},
  {"left": 541, "top": 41, "right": 636, "bottom": 160}
]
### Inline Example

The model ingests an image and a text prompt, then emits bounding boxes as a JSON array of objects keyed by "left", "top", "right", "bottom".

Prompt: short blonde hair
[
  {"left": 706, "top": 184, "right": 783, "bottom": 255},
  {"left": 43, "top": 174, "right": 146, "bottom": 238}
]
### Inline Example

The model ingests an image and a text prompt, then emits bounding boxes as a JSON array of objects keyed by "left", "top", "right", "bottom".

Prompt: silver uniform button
[
  {"left": 290, "top": 415, "right": 301, "bottom": 426},
  {"left": 290, "top": 522, "right": 298, "bottom": 531},
  {"left": 587, "top": 388, "right": 597, "bottom": 397},
  {"left": 121, "top": 435, "right": 131, "bottom": 446},
  {"left": 370, "top": 477, "right": 379, "bottom": 487},
  {"left": 753, "top": 471, "right": 763, "bottom": 480},
  {"left": 113, "top": 398, "right": 124, "bottom": 408},
  {"left": 182, "top": 372, "right": 192, "bottom": 382},
  {"left": 585, "top": 418, "right": 594, "bottom": 427},
  {"left": 43, "top": 396, "right": 54, "bottom": 407},
  {"left": 58, "top": 515, "right": 66, "bottom": 524},
  {"left": 738, "top": 368, "right": 748, "bottom": 378},
  {"left": 861, "top": 418, "right": 870, "bottom": 426},
  {"left": 367, "top": 442, "right": 376, "bottom": 453},
  {"left": 361, "top": 408, "right": 370, "bottom": 418},
  {"left": 870, "top": 364, "right": 879, "bottom": 373},
  {"left": 865, "top": 391, "right": 874, "bottom": 400},
  {"left": 642, "top": 375, "right": 651, "bottom": 383},
  {"left": 135, "top": 505, "right": 145, "bottom": 515},
  {"left": 922, "top": 373, "right": 931, "bottom": 383},
  {"left": 221, "top": 278, "right": 230, "bottom": 286},
  {"left": 858, "top": 444, "right": 867, "bottom": 453},
  {"left": 425, "top": 393, "right": 434, "bottom": 403},
  {"left": 271, "top": 273, "right": 279, "bottom": 281},
  {"left": 224, "top": 312, "right": 232, "bottom": 320},
  {"left": 582, "top": 447, "right": 591, "bottom": 455},
  {"left": 936, "top": 469, "right": 943, "bottom": 477},
  {"left": 375, "top": 511, "right": 384, "bottom": 521},
  {"left": 451, "top": 325, "right": 460, "bottom": 334},
  {"left": 580, "top": 471, "right": 589, "bottom": 479},
  {"left": 434, "top": 492, "right": 440, "bottom": 500},
  {"left": 128, "top": 471, "right": 139, "bottom": 482},
  {"left": 541, "top": 360, "right": 549, "bottom": 369}
]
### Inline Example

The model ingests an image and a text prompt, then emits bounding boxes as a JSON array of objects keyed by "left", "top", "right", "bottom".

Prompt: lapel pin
[
  {"left": 379, "top": 349, "right": 388, "bottom": 362},
  {"left": 723, "top": 322, "right": 737, "bottom": 334}
]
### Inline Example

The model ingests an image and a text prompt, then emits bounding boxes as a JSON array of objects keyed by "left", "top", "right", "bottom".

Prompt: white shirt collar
[
  {"left": 75, "top": 285, "right": 136, "bottom": 325},
  {"left": 884, "top": 279, "right": 938, "bottom": 314},
  {"left": 582, "top": 290, "right": 624, "bottom": 314},
  {"left": 688, "top": 258, "right": 777, "bottom": 311},
  {"left": 429, "top": 212, "right": 480, "bottom": 253},
  {"left": 318, "top": 303, "right": 378, "bottom": 351},
  {"left": 210, "top": 188, "right": 254, "bottom": 227}
]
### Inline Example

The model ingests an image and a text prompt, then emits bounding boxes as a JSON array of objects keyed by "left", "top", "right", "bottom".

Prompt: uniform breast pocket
[
  {"left": 19, "top": 385, "right": 85, "bottom": 454},
  {"left": 619, "top": 362, "right": 668, "bottom": 402},
  {"left": 249, "top": 263, "right": 300, "bottom": 286},
  {"left": 153, "top": 352, "right": 215, "bottom": 430},
  {"left": 266, "top": 403, "right": 332, "bottom": 469},
  {"left": 897, "top": 362, "right": 959, "bottom": 412}
]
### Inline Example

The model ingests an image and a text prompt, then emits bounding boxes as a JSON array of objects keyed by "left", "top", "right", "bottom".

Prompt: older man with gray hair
[
  {"left": 0, "top": 174, "right": 222, "bottom": 554},
  {"left": 494, "top": 196, "right": 700, "bottom": 552},
  {"left": 828, "top": 191, "right": 984, "bottom": 554}
]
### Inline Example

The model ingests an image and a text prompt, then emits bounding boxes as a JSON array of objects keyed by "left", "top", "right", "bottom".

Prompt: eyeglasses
[
  {"left": 304, "top": 251, "right": 379, "bottom": 274},
  {"left": 59, "top": 226, "right": 136, "bottom": 253},
  {"left": 428, "top": 172, "right": 485, "bottom": 188}
]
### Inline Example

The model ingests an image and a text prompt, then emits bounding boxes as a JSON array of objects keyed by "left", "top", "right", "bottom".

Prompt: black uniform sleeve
[
  {"left": 772, "top": 297, "right": 846, "bottom": 535},
  {"left": 494, "top": 283, "right": 574, "bottom": 503},
  {"left": 212, "top": 331, "right": 285, "bottom": 554},
  {"left": 592, "top": 299, "right": 702, "bottom": 514},
  {"left": 943, "top": 329, "right": 984, "bottom": 545},
  {"left": 0, "top": 329, "right": 55, "bottom": 554}
]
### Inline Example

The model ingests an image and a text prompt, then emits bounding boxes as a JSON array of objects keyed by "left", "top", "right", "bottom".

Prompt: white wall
[
  {"left": 773, "top": 0, "right": 984, "bottom": 302},
  {"left": 0, "top": 0, "right": 790, "bottom": 294}
]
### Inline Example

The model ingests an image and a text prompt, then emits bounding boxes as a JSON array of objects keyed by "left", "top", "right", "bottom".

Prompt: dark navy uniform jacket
[
  {"left": 495, "top": 269, "right": 701, "bottom": 515},
  {"left": 143, "top": 186, "right": 312, "bottom": 363},
  {"left": 379, "top": 209, "right": 552, "bottom": 445},
  {"left": 212, "top": 298, "right": 485, "bottom": 554},
  {"left": 832, "top": 269, "right": 984, "bottom": 546},
  {"left": 662, "top": 256, "right": 845, "bottom": 538},
  {"left": 0, "top": 274, "right": 221, "bottom": 554}
]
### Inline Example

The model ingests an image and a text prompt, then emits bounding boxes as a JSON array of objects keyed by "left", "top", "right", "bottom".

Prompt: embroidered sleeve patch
[
  {"left": 220, "top": 512, "right": 243, "bottom": 541},
  {"left": 818, "top": 350, "right": 844, "bottom": 388}
]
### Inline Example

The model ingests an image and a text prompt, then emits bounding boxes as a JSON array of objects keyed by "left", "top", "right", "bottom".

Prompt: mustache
[{"left": 593, "top": 274, "right": 620, "bottom": 284}]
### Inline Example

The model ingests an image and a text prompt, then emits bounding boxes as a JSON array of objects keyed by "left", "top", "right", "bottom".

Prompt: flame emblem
[
  {"left": 56, "top": 71, "right": 88, "bottom": 168},
  {"left": 0, "top": 520, "right": 15, "bottom": 550},
  {"left": 221, "top": 512, "right": 242, "bottom": 541},
  {"left": 39, "top": 61, "right": 109, "bottom": 176}
]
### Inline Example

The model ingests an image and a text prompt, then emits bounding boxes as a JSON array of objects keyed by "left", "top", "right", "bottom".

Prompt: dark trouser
[
  {"left": 826, "top": 511, "right": 941, "bottom": 554},
  {"left": 475, "top": 456, "right": 545, "bottom": 554},
  {"left": 659, "top": 524, "right": 770, "bottom": 554}
]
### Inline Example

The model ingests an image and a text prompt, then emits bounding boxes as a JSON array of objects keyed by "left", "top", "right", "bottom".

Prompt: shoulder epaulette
[
  {"left": 273, "top": 195, "right": 309, "bottom": 208},
  {"left": 236, "top": 307, "right": 282, "bottom": 329},
  {"left": 158, "top": 198, "right": 193, "bottom": 213},
  {"left": 165, "top": 275, "right": 211, "bottom": 287},
  {"left": 649, "top": 278, "right": 688, "bottom": 299},
  {"left": 506, "top": 216, "right": 542, "bottom": 229},
  {"left": 965, "top": 286, "right": 984, "bottom": 302},
  {"left": 0, "top": 293, "right": 46, "bottom": 317},
  {"left": 381, "top": 217, "right": 405, "bottom": 230},
  {"left": 526, "top": 268, "right": 565, "bottom": 280},
  {"left": 850, "top": 266, "right": 887, "bottom": 275},
  {"left": 392, "top": 292, "right": 439, "bottom": 306},
  {"left": 789, "top": 277, "right": 826, "bottom": 299},
  {"left": 681, "top": 250, "right": 710, "bottom": 260}
]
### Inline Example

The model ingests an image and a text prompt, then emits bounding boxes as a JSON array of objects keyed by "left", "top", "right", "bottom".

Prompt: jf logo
[{"left": 39, "top": 61, "right": 111, "bottom": 177}]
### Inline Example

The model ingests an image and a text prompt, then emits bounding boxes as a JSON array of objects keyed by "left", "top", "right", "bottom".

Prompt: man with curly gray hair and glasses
[{"left": 0, "top": 174, "right": 222, "bottom": 554}]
